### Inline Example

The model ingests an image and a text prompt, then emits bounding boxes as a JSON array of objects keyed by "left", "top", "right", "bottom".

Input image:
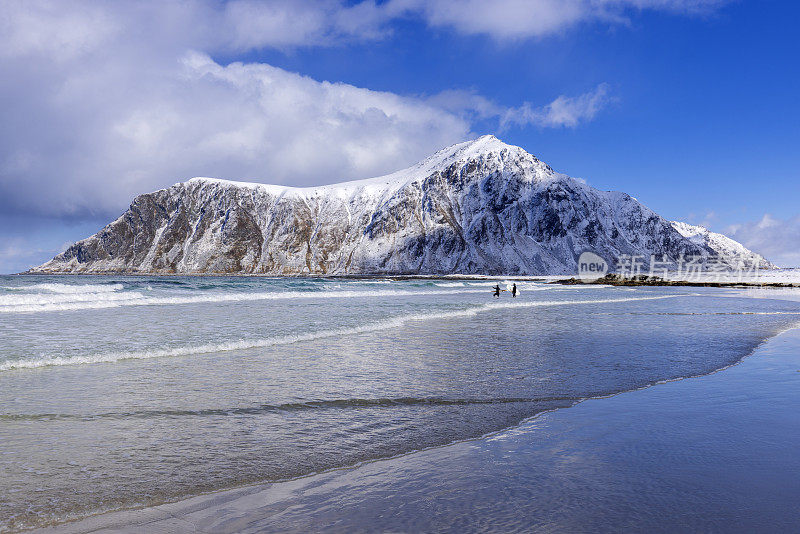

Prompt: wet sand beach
[{"left": 36, "top": 325, "right": 800, "bottom": 533}]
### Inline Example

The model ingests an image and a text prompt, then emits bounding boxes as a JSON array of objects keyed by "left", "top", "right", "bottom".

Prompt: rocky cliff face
[{"left": 32, "top": 136, "right": 771, "bottom": 275}]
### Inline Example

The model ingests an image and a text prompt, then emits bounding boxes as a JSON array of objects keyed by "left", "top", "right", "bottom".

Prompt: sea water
[{"left": 1, "top": 275, "right": 799, "bottom": 531}]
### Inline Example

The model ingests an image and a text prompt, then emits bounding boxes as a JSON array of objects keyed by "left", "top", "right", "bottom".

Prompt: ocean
[{"left": 1, "top": 275, "right": 799, "bottom": 531}]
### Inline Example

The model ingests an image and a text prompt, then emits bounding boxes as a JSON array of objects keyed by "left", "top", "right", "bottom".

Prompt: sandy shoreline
[{"left": 33, "top": 322, "right": 800, "bottom": 533}]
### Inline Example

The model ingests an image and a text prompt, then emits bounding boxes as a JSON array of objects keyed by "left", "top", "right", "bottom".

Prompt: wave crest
[
  {"left": 0, "top": 294, "right": 678, "bottom": 371},
  {"left": 0, "top": 288, "right": 487, "bottom": 314}
]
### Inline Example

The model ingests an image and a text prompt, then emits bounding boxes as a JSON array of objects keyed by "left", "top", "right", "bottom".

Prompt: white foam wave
[
  {"left": 0, "top": 288, "right": 487, "bottom": 314},
  {"left": 0, "top": 294, "right": 679, "bottom": 371},
  {"left": 0, "top": 291, "right": 147, "bottom": 307},
  {"left": 519, "top": 285, "right": 550, "bottom": 291},
  {"left": 434, "top": 282, "right": 465, "bottom": 287},
  {"left": 2, "top": 283, "right": 124, "bottom": 294},
  {"left": 556, "top": 284, "right": 614, "bottom": 289},
  {"left": 465, "top": 281, "right": 552, "bottom": 291}
]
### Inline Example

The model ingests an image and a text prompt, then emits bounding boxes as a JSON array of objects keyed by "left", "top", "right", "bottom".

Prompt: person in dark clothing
[
  {"left": 493, "top": 284, "right": 501, "bottom": 298},
  {"left": 511, "top": 283, "right": 517, "bottom": 298}
]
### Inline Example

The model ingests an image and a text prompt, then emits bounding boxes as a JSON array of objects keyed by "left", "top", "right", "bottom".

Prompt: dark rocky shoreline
[{"left": 554, "top": 273, "right": 800, "bottom": 288}]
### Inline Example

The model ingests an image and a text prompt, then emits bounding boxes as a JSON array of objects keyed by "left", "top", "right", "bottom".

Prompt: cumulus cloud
[
  {"left": 0, "top": 48, "right": 471, "bottom": 218},
  {"left": 726, "top": 215, "right": 800, "bottom": 268},
  {"left": 389, "top": 0, "right": 727, "bottom": 40},
  {"left": 426, "top": 86, "right": 613, "bottom": 130},
  {"left": 0, "top": 0, "right": 734, "bottom": 272},
  {"left": 0, "top": 0, "right": 393, "bottom": 59},
  {"left": 0, "top": 0, "right": 729, "bottom": 221},
  {"left": 0, "top": 1, "right": 625, "bottom": 220},
  {"left": 501, "top": 84, "right": 613, "bottom": 129},
  {"left": 0, "top": 1, "right": 464, "bottom": 218},
  {"left": 220, "top": 0, "right": 391, "bottom": 50}
]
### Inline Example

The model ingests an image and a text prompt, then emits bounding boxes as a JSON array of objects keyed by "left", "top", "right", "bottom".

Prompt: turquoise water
[{"left": 1, "top": 275, "right": 799, "bottom": 531}]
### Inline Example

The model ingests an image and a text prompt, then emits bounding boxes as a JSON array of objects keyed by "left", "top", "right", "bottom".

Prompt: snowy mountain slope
[
  {"left": 32, "top": 136, "right": 773, "bottom": 275},
  {"left": 671, "top": 221, "right": 771, "bottom": 268}
]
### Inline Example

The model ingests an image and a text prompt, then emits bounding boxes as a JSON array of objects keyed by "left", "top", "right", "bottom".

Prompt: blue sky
[{"left": 1, "top": 0, "right": 798, "bottom": 273}]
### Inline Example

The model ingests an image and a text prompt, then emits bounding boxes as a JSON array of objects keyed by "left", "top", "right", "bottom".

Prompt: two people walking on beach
[{"left": 493, "top": 283, "right": 517, "bottom": 298}]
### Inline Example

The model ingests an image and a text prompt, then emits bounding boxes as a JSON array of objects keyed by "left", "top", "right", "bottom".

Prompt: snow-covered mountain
[
  {"left": 32, "top": 136, "right": 772, "bottom": 275},
  {"left": 670, "top": 221, "right": 769, "bottom": 268}
]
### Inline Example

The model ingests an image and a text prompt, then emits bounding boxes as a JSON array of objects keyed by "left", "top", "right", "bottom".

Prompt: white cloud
[
  {"left": 501, "top": 83, "right": 613, "bottom": 129},
  {"left": 725, "top": 215, "right": 800, "bottom": 268},
  {"left": 0, "top": 1, "right": 118, "bottom": 60},
  {"left": 0, "top": 0, "right": 728, "bottom": 61},
  {"left": 426, "top": 86, "right": 614, "bottom": 130},
  {"left": 0, "top": 1, "right": 625, "bottom": 220},
  {"left": 0, "top": 0, "right": 727, "bottom": 221},
  {"left": 0, "top": 236, "right": 62, "bottom": 274},
  {"left": 0, "top": 0, "right": 393, "bottom": 60},
  {"left": 388, "top": 0, "right": 589, "bottom": 40},
  {"left": 686, "top": 210, "right": 718, "bottom": 229},
  {"left": 221, "top": 0, "right": 391, "bottom": 50},
  {"left": 0, "top": 0, "right": 736, "bottom": 273},
  {"left": 424, "top": 89, "right": 506, "bottom": 121},
  {"left": 0, "top": 47, "right": 472, "bottom": 217},
  {"left": 388, "top": 0, "right": 727, "bottom": 40},
  {"left": 0, "top": 1, "right": 464, "bottom": 218}
]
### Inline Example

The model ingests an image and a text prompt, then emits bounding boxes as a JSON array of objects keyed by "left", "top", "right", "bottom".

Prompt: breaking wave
[
  {"left": 0, "top": 287, "right": 487, "bottom": 314},
  {"left": 0, "top": 291, "right": 147, "bottom": 308},
  {"left": 0, "top": 294, "right": 679, "bottom": 371},
  {"left": 1, "top": 282, "right": 125, "bottom": 294}
]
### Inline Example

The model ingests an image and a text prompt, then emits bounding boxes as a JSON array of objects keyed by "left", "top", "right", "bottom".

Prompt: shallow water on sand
[{"left": 1, "top": 275, "right": 799, "bottom": 531}]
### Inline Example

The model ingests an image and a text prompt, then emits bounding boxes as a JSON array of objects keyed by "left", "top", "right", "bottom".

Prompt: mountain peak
[
  {"left": 471, "top": 133, "right": 507, "bottom": 147},
  {"left": 440, "top": 134, "right": 522, "bottom": 160},
  {"left": 403, "top": 135, "right": 533, "bottom": 179},
  {"left": 180, "top": 135, "right": 535, "bottom": 197},
  {"left": 34, "top": 135, "right": 771, "bottom": 275}
]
